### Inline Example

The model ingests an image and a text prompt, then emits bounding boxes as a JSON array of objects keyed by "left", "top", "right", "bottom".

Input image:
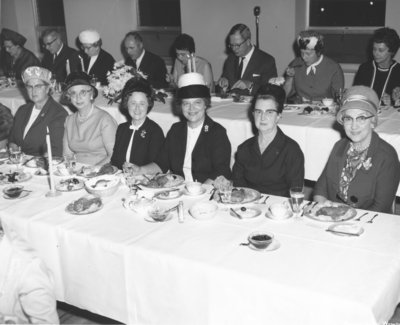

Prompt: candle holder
[{"left": 46, "top": 189, "right": 61, "bottom": 198}]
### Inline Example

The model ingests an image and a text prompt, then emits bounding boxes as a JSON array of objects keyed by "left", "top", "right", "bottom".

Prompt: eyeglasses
[
  {"left": 229, "top": 39, "right": 248, "bottom": 50},
  {"left": 182, "top": 99, "right": 205, "bottom": 110},
  {"left": 43, "top": 38, "right": 57, "bottom": 48},
  {"left": 67, "top": 89, "right": 92, "bottom": 99},
  {"left": 342, "top": 115, "right": 374, "bottom": 125},
  {"left": 81, "top": 45, "right": 95, "bottom": 51},
  {"left": 253, "top": 109, "right": 278, "bottom": 117},
  {"left": 25, "top": 84, "right": 47, "bottom": 91},
  {"left": 176, "top": 51, "right": 190, "bottom": 58}
]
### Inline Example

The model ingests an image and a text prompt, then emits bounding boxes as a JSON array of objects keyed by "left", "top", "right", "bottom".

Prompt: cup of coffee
[
  {"left": 248, "top": 231, "right": 274, "bottom": 249},
  {"left": 3, "top": 185, "right": 24, "bottom": 198},
  {"left": 185, "top": 181, "right": 202, "bottom": 195}
]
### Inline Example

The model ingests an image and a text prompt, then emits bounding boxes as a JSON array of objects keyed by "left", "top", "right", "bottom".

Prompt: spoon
[
  {"left": 355, "top": 212, "right": 368, "bottom": 221},
  {"left": 239, "top": 242, "right": 250, "bottom": 246}
]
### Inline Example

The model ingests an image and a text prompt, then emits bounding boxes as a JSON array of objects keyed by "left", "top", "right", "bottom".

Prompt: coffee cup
[
  {"left": 185, "top": 181, "right": 202, "bottom": 195},
  {"left": 269, "top": 203, "right": 290, "bottom": 220},
  {"left": 248, "top": 231, "right": 274, "bottom": 249},
  {"left": 3, "top": 185, "right": 24, "bottom": 198}
]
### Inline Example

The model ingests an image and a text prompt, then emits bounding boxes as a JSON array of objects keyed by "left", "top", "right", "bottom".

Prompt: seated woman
[
  {"left": 283, "top": 30, "right": 344, "bottom": 103},
  {"left": 130, "top": 73, "right": 231, "bottom": 183},
  {"left": 232, "top": 84, "right": 304, "bottom": 197},
  {"left": 0, "top": 103, "right": 13, "bottom": 158},
  {"left": 354, "top": 27, "right": 400, "bottom": 106},
  {"left": 0, "top": 220, "right": 59, "bottom": 324},
  {"left": 9, "top": 66, "right": 67, "bottom": 156},
  {"left": 63, "top": 72, "right": 117, "bottom": 165},
  {"left": 314, "top": 86, "right": 400, "bottom": 213},
  {"left": 171, "top": 34, "right": 214, "bottom": 92},
  {"left": 110, "top": 77, "right": 164, "bottom": 170}
]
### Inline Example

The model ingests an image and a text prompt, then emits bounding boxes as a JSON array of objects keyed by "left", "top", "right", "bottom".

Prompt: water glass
[
  {"left": 9, "top": 146, "right": 23, "bottom": 169},
  {"left": 290, "top": 186, "right": 304, "bottom": 214},
  {"left": 64, "top": 153, "right": 76, "bottom": 174}
]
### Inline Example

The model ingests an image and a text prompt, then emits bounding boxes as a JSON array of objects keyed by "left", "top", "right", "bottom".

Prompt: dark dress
[
  {"left": 314, "top": 132, "right": 400, "bottom": 213},
  {"left": 81, "top": 49, "right": 115, "bottom": 85},
  {"left": 41, "top": 44, "right": 81, "bottom": 82},
  {"left": 155, "top": 115, "right": 232, "bottom": 183},
  {"left": 110, "top": 117, "right": 164, "bottom": 170},
  {"left": 232, "top": 128, "right": 304, "bottom": 197},
  {"left": 9, "top": 97, "right": 67, "bottom": 156},
  {"left": 2, "top": 47, "right": 40, "bottom": 80},
  {"left": 125, "top": 50, "right": 168, "bottom": 89}
]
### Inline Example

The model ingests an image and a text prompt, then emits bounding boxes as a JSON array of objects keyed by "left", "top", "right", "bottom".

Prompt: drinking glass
[
  {"left": 8, "top": 72, "right": 16, "bottom": 87},
  {"left": 290, "top": 186, "right": 304, "bottom": 214},
  {"left": 64, "top": 153, "right": 77, "bottom": 174},
  {"left": 9, "top": 146, "right": 23, "bottom": 170},
  {"left": 123, "top": 164, "right": 138, "bottom": 194}
]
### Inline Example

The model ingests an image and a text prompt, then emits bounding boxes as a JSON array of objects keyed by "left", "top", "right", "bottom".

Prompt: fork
[
  {"left": 367, "top": 214, "right": 378, "bottom": 224},
  {"left": 355, "top": 212, "right": 368, "bottom": 221}
]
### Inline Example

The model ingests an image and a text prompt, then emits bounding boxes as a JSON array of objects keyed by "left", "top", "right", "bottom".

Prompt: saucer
[
  {"left": 265, "top": 209, "right": 293, "bottom": 221},
  {"left": 3, "top": 191, "right": 30, "bottom": 200},
  {"left": 230, "top": 207, "right": 261, "bottom": 219},
  {"left": 248, "top": 239, "right": 280, "bottom": 252},
  {"left": 183, "top": 187, "right": 207, "bottom": 196},
  {"left": 144, "top": 213, "right": 173, "bottom": 223}
]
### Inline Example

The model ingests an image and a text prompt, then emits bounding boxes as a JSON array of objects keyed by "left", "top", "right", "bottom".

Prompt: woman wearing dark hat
[
  {"left": 232, "top": 84, "right": 304, "bottom": 196},
  {"left": 0, "top": 103, "right": 13, "bottom": 158},
  {"left": 110, "top": 77, "right": 164, "bottom": 170},
  {"left": 354, "top": 27, "right": 400, "bottom": 105},
  {"left": 171, "top": 33, "right": 214, "bottom": 91},
  {"left": 9, "top": 66, "right": 67, "bottom": 157},
  {"left": 1, "top": 28, "right": 40, "bottom": 80},
  {"left": 283, "top": 30, "right": 344, "bottom": 103},
  {"left": 129, "top": 73, "right": 231, "bottom": 183},
  {"left": 314, "top": 86, "right": 400, "bottom": 213},
  {"left": 63, "top": 72, "right": 117, "bottom": 165}
]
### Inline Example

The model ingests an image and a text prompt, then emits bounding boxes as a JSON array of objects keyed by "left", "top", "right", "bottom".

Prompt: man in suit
[
  {"left": 78, "top": 29, "right": 115, "bottom": 85},
  {"left": 41, "top": 29, "right": 81, "bottom": 83},
  {"left": 123, "top": 31, "right": 168, "bottom": 89},
  {"left": 218, "top": 24, "right": 277, "bottom": 95}
]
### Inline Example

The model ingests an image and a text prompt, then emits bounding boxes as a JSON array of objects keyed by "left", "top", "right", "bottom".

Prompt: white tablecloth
[
  {"left": 1, "top": 164, "right": 400, "bottom": 324},
  {"left": 1, "top": 88, "right": 400, "bottom": 196}
]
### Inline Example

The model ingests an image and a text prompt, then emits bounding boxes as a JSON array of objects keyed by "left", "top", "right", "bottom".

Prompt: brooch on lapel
[
  {"left": 204, "top": 125, "right": 209, "bottom": 133},
  {"left": 362, "top": 157, "right": 372, "bottom": 171},
  {"left": 140, "top": 130, "right": 147, "bottom": 138}
]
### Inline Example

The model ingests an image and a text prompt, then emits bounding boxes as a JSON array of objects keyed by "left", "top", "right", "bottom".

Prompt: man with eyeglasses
[
  {"left": 218, "top": 24, "right": 277, "bottom": 95},
  {"left": 0, "top": 28, "right": 40, "bottom": 80},
  {"left": 78, "top": 29, "right": 115, "bottom": 85},
  {"left": 41, "top": 29, "right": 81, "bottom": 83}
]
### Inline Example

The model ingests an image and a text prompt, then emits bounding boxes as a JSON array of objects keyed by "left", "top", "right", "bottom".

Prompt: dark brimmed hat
[
  {"left": 336, "top": 86, "right": 379, "bottom": 124},
  {"left": 0, "top": 103, "right": 13, "bottom": 141},
  {"left": 1, "top": 28, "right": 26, "bottom": 46},
  {"left": 177, "top": 72, "right": 210, "bottom": 99},
  {"left": 121, "top": 77, "right": 153, "bottom": 99},
  {"left": 63, "top": 71, "right": 98, "bottom": 99}
]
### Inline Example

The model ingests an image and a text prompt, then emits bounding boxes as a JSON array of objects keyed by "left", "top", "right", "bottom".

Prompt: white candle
[
  {"left": 46, "top": 127, "right": 56, "bottom": 193},
  {"left": 66, "top": 59, "right": 71, "bottom": 75},
  {"left": 79, "top": 56, "right": 85, "bottom": 72},
  {"left": 187, "top": 55, "right": 192, "bottom": 73},
  {"left": 192, "top": 55, "right": 196, "bottom": 73}
]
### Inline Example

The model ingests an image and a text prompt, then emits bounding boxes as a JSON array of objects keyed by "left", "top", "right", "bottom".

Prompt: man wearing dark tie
[
  {"left": 218, "top": 24, "right": 277, "bottom": 95},
  {"left": 41, "top": 29, "right": 81, "bottom": 83},
  {"left": 123, "top": 31, "right": 168, "bottom": 89}
]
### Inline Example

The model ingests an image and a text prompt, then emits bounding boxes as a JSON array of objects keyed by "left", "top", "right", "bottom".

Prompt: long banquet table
[
  {"left": 1, "top": 87, "right": 400, "bottom": 196},
  {"left": 1, "top": 162, "right": 400, "bottom": 324}
]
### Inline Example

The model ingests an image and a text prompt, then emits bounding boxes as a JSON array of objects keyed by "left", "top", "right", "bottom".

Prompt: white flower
[
  {"left": 268, "top": 77, "right": 285, "bottom": 86},
  {"left": 362, "top": 157, "right": 372, "bottom": 171}
]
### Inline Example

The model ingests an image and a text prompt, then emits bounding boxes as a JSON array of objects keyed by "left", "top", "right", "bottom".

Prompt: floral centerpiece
[{"left": 103, "top": 61, "right": 167, "bottom": 104}]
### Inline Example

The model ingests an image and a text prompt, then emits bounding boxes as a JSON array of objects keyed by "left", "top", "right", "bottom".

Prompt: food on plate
[
  {"left": 25, "top": 156, "right": 63, "bottom": 169},
  {"left": 316, "top": 205, "right": 351, "bottom": 219},
  {"left": 213, "top": 175, "right": 233, "bottom": 192},
  {"left": 57, "top": 178, "right": 83, "bottom": 191},
  {"left": 230, "top": 188, "right": 246, "bottom": 203},
  {"left": 302, "top": 106, "right": 329, "bottom": 115},
  {"left": 68, "top": 196, "right": 102, "bottom": 214},
  {"left": 144, "top": 174, "right": 183, "bottom": 188},
  {"left": 0, "top": 171, "right": 29, "bottom": 184},
  {"left": 97, "top": 164, "right": 116, "bottom": 176}
]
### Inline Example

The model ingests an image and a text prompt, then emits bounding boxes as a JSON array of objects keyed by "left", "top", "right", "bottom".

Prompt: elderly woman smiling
[
  {"left": 130, "top": 73, "right": 231, "bottom": 183},
  {"left": 232, "top": 84, "right": 304, "bottom": 196},
  {"left": 63, "top": 72, "right": 117, "bottom": 165},
  {"left": 314, "top": 86, "right": 400, "bottom": 213},
  {"left": 110, "top": 77, "right": 164, "bottom": 170}
]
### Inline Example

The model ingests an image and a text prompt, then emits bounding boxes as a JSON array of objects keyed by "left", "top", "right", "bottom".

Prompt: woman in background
[{"left": 63, "top": 72, "right": 117, "bottom": 165}]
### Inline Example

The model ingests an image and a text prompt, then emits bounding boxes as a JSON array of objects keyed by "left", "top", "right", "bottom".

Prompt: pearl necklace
[
  {"left": 351, "top": 140, "right": 370, "bottom": 153},
  {"left": 77, "top": 105, "right": 94, "bottom": 122}
]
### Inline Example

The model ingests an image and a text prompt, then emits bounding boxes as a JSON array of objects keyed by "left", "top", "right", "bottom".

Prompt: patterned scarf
[{"left": 338, "top": 144, "right": 369, "bottom": 205}]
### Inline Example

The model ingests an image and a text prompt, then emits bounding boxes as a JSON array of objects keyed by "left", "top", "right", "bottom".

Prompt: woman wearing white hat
[
  {"left": 78, "top": 29, "right": 115, "bottom": 85},
  {"left": 128, "top": 73, "right": 231, "bottom": 183},
  {"left": 8, "top": 66, "right": 68, "bottom": 156},
  {"left": 314, "top": 85, "right": 400, "bottom": 213},
  {"left": 283, "top": 30, "right": 344, "bottom": 103}
]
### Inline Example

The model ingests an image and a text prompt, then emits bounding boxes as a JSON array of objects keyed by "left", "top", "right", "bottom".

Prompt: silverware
[
  {"left": 262, "top": 195, "right": 270, "bottom": 204},
  {"left": 230, "top": 208, "right": 242, "bottom": 219},
  {"left": 325, "top": 229, "right": 361, "bottom": 237},
  {"left": 208, "top": 188, "right": 216, "bottom": 201},
  {"left": 165, "top": 204, "right": 180, "bottom": 213},
  {"left": 367, "top": 214, "right": 378, "bottom": 223},
  {"left": 239, "top": 242, "right": 250, "bottom": 246},
  {"left": 355, "top": 212, "right": 368, "bottom": 221},
  {"left": 301, "top": 201, "right": 314, "bottom": 216}
]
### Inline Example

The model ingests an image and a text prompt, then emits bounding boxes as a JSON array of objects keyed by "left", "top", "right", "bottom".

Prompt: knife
[
  {"left": 208, "top": 188, "right": 216, "bottom": 201},
  {"left": 325, "top": 229, "right": 360, "bottom": 236}
]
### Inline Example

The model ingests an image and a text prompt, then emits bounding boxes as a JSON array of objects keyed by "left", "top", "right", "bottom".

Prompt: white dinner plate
[
  {"left": 326, "top": 223, "right": 364, "bottom": 237},
  {"left": 230, "top": 206, "right": 261, "bottom": 219}
]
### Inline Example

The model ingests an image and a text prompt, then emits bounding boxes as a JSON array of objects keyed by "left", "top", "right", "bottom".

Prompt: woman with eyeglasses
[
  {"left": 232, "top": 84, "right": 304, "bottom": 196},
  {"left": 8, "top": 66, "right": 67, "bottom": 156},
  {"left": 171, "top": 34, "right": 214, "bottom": 92},
  {"left": 63, "top": 72, "right": 117, "bottom": 165},
  {"left": 314, "top": 86, "right": 400, "bottom": 213},
  {"left": 128, "top": 73, "right": 231, "bottom": 183}
]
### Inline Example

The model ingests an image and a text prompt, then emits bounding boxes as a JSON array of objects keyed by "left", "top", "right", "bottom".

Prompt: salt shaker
[{"left": 178, "top": 200, "right": 184, "bottom": 223}]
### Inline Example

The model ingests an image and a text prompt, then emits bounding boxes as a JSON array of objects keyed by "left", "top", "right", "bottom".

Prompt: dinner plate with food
[
  {"left": 0, "top": 171, "right": 32, "bottom": 185},
  {"left": 304, "top": 204, "right": 357, "bottom": 222},
  {"left": 140, "top": 173, "right": 184, "bottom": 190},
  {"left": 77, "top": 164, "right": 118, "bottom": 178},
  {"left": 56, "top": 177, "right": 85, "bottom": 192},
  {"left": 65, "top": 195, "right": 103, "bottom": 215},
  {"left": 24, "top": 156, "right": 63, "bottom": 169},
  {"left": 214, "top": 187, "right": 261, "bottom": 205}
]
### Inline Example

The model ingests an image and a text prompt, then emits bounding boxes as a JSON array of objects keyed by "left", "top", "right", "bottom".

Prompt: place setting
[
  {"left": 239, "top": 230, "right": 280, "bottom": 252},
  {"left": 2, "top": 184, "right": 32, "bottom": 200}
]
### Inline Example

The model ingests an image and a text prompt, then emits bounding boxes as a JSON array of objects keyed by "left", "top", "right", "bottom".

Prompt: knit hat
[
  {"left": 336, "top": 86, "right": 379, "bottom": 124},
  {"left": 177, "top": 73, "right": 210, "bottom": 99},
  {"left": 79, "top": 29, "right": 100, "bottom": 44},
  {"left": 22, "top": 66, "right": 52, "bottom": 84}
]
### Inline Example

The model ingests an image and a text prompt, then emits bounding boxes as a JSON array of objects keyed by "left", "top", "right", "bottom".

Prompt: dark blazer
[
  {"left": 126, "top": 50, "right": 168, "bottom": 89},
  {"left": 156, "top": 115, "right": 231, "bottom": 183},
  {"left": 41, "top": 44, "right": 81, "bottom": 82},
  {"left": 110, "top": 117, "right": 164, "bottom": 170},
  {"left": 314, "top": 132, "right": 400, "bottom": 213},
  {"left": 232, "top": 128, "right": 304, "bottom": 197},
  {"left": 2, "top": 47, "right": 40, "bottom": 80},
  {"left": 221, "top": 47, "right": 277, "bottom": 95},
  {"left": 81, "top": 49, "right": 115, "bottom": 85},
  {"left": 9, "top": 97, "right": 67, "bottom": 157}
]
